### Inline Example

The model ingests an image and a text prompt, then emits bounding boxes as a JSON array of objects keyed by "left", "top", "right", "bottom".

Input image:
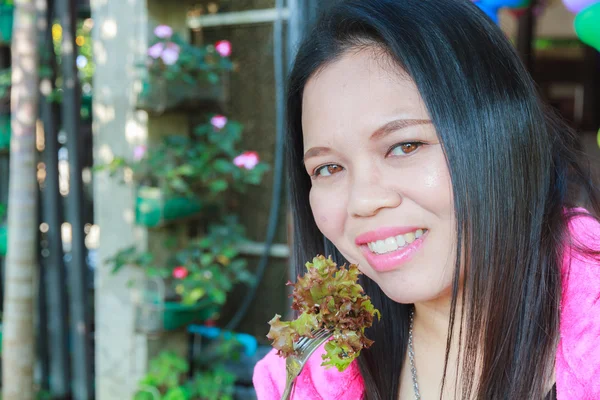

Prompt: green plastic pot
[
  {"left": 134, "top": 298, "right": 218, "bottom": 334},
  {"left": 162, "top": 300, "right": 218, "bottom": 331},
  {"left": 135, "top": 186, "right": 202, "bottom": 227},
  {"left": 0, "top": 4, "right": 13, "bottom": 45}
]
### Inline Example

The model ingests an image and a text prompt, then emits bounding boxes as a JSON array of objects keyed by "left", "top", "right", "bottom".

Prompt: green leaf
[
  {"left": 186, "top": 287, "right": 206, "bottom": 304},
  {"left": 163, "top": 387, "right": 188, "bottom": 400},
  {"left": 209, "top": 179, "right": 228, "bottom": 193},
  {"left": 211, "top": 290, "right": 227, "bottom": 305}
]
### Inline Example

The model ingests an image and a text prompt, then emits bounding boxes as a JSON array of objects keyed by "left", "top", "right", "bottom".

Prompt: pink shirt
[{"left": 253, "top": 211, "right": 600, "bottom": 399}]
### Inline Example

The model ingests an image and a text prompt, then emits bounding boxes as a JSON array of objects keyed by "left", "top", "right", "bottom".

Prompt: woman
[{"left": 253, "top": 0, "right": 600, "bottom": 398}]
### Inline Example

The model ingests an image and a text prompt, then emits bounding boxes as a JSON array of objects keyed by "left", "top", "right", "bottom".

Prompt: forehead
[{"left": 301, "top": 50, "right": 430, "bottom": 147}]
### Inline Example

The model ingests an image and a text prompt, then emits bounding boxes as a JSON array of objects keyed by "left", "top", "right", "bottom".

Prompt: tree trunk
[{"left": 2, "top": 0, "right": 40, "bottom": 399}]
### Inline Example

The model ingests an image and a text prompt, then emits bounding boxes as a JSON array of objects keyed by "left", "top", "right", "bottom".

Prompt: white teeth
[
  {"left": 366, "top": 229, "right": 427, "bottom": 255},
  {"left": 395, "top": 235, "right": 406, "bottom": 247},
  {"left": 384, "top": 237, "right": 398, "bottom": 252}
]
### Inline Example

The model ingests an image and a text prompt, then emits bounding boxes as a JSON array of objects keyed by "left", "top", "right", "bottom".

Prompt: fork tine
[
  {"left": 297, "top": 331, "right": 334, "bottom": 363},
  {"left": 298, "top": 329, "right": 332, "bottom": 353},
  {"left": 294, "top": 336, "right": 309, "bottom": 351},
  {"left": 295, "top": 328, "right": 327, "bottom": 352}
]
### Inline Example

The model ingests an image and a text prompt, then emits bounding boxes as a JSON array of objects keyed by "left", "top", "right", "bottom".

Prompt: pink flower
[
  {"left": 215, "top": 40, "right": 232, "bottom": 57},
  {"left": 160, "top": 43, "right": 180, "bottom": 65},
  {"left": 154, "top": 25, "right": 173, "bottom": 39},
  {"left": 172, "top": 266, "right": 188, "bottom": 280},
  {"left": 233, "top": 151, "right": 260, "bottom": 170},
  {"left": 133, "top": 145, "right": 146, "bottom": 161},
  {"left": 147, "top": 42, "right": 164, "bottom": 59},
  {"left": 210, "top": 115, "right": 228, "bottom": 130}
]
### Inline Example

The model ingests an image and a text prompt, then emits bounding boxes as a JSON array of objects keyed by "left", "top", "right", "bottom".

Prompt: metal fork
[{"left": 280, "top": 328, "right": 334, "bottom": 400}]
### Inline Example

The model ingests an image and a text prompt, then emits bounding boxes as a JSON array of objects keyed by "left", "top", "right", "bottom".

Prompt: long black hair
[{"left": 285, "top": 0, "right": 600, "bottom": 399}]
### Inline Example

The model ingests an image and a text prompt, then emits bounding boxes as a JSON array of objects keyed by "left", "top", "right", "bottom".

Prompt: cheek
[
  {"left": 412, "top": 155, "right": 454, "bottom": 217},
  {"left": 309, "top": 188, "right": 346, "bottom": 240}
]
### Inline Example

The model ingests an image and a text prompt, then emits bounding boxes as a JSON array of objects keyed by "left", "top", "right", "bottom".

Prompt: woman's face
[{"left": 302, "top": 50, "right": 456, "bottom": 304}]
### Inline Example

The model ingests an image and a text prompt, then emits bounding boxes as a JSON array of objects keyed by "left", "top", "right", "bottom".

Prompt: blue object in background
[
  {"left": 475, "top": 2, "right": 500, "bottom": 23},
  {"left": 480, "top": 0, "right": 531, "bottom": 8},
  {"left": 188, "top": 325, "right": 258, "bottom": 357}
]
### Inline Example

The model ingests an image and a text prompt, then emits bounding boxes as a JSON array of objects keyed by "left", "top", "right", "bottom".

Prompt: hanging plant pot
[
  {"left": 0, "top": 224, "right": 6, "bottom": 256},
  {"left": 0, "top": 4, "right": 13, "bottom": 45},
  {"left": 0, "top": 113, "right": 9, "bottom": 152},
  {"left": 133, "top": 279, "right": 218, "bottom": 334},
  {"left": 135, "top": 186, "right": 202, "bottom": 228},
  {"left": 134, "top": 299, "right": 219, "bottom": 334},
  {"left": 135, "top": 74, "right": 228, "bottom": 115}
]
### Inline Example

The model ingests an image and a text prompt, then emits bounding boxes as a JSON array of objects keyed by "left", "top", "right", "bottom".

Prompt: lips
[
  {"left": 356, "top": 227, "right": 428, "bottom": 272},
  {"left": 355, "top": 226, "right": 424, "bottom": 245}
]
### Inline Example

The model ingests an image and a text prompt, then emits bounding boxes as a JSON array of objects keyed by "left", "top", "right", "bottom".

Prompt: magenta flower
[
  {"left": 133, "top": 145, "right": 146, "bottom": 161},
  {"left": 234, "top": 151, "right": 260, "bottom": 170},
  {"left": 147, "top": 42, "right": 164, "bottom": 59},
  {"left": 160, "top": 43, "right": 180, "bottom": 65},
  {"left": 215, "top": 40, "right": 232, "bottom": 57},
  {"left": 172, "top": 266, "right": 189, "bottom": 280},
  {"left": 211, "top": 115, "right": 228, "bottom": 130},
  {"left": 154, "top": 25, "right": 173, "bottom": 39}
]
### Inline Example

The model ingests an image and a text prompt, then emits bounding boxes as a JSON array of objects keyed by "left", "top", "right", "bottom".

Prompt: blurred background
[{"left": 0, "top": 0, "right": 597, "bottom": 399}]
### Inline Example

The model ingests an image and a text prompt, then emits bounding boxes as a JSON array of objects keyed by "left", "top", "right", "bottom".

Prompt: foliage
[
  {"left": 106, "top": 217, "right": 253, "bottom": 307},
  {"left": 143, "top": 25, "right": 233, "bottom": 87},
  {"left": 133, "top": 335, "right": 242, "bottom": 400},
  {"left": 267, "top": 255, "right": 381, "bottom": 372},
  {"left": 97, "top": 115, "right": 268, "bottom": 200}
]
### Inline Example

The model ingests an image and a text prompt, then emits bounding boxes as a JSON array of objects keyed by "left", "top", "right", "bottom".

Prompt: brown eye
[
  {"left": 314, "top": 164, "right": 344, "bottom": 178},
  {"left": 388, "top": 142, "right": 423, "bottom": 157}
]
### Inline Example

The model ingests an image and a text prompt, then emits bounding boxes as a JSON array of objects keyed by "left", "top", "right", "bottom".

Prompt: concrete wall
[
  {"left": 92, "top": 0, "right": 150, "bottom": 397},
  {"left": 500, "top": 2, "right": 577, "bottom": 39}
]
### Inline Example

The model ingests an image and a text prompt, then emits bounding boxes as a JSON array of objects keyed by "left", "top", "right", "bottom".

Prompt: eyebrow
[
  {"left": 370, "top": 118, "right": 432, "bottom": 140},
  {"left": 303, "top": 118, "right": 432, "bottom": 164}
]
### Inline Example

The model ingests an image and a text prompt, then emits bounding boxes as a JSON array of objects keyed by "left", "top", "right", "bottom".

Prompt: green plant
[
  {"left": 134, "top": 335, "right": 242, "bottom": 400},
  {"left": 171, "top": 217, "right": 254, "bottom": 305},
  {"left": 143, "top": 25, "right": 233, "bottom": 87},
  {"left": 98, "top": 115, "right": 268, "bottom": 201},
  {"left": 188, "top": 367, "right": 236, "bottom": 400},
  {"left": 134, "top": 351, "right": 189, "bottom": 400},
  {"left": 107, "top": 217, "right": 253, "bottom": 307}
]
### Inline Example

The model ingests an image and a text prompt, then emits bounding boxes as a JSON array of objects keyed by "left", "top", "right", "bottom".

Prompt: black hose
[{"left": 225, "top": 0, "right": 286, "bottom": 331}]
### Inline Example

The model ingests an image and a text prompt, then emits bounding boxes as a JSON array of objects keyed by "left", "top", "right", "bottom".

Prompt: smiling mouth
[{"left": 366, "top": 229, "right": 427, "bottom": 255}]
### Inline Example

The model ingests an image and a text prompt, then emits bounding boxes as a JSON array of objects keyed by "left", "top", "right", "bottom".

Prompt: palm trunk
[{"left": 2, "top": 0, "right": 40, "bottom": 399}]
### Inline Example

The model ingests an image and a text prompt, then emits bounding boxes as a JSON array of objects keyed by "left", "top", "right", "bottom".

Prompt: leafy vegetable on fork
[{"left": 267, "top": 255, "right": 381, "bottom": 372}]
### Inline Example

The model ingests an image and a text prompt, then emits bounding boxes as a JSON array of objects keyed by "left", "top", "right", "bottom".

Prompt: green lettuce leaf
[{"left": 266, "top": 255, "right": 381, "bottom": 372}]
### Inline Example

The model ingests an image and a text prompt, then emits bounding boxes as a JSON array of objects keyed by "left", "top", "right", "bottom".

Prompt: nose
[{"left": 347, "top": 172, "right": 402, "bottom": 218}]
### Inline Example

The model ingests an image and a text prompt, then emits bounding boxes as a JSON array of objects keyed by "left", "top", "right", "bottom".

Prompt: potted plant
[
  {"left": 136, "top": 25, "right": 234, "bottom": 114},
  {"left": 98, "top": 115, "right": 268, "bottom": 227},
  {"left": 107, "top": 217, "right": 253, "bottom": 333},
  {"left": 0, "top": 0, "right": 13, "bottom": 45},
  {"left": 134, "top": 341, "right": 240, "bottom": 400}
]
